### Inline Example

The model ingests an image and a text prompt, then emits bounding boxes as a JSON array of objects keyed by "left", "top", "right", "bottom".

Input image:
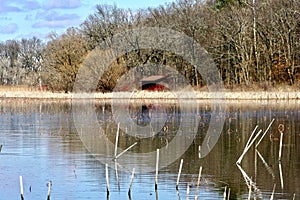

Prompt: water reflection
[
  {"left": 0, "top": 99, "right": 299, "bottom": 200},
  {"left": 73, "top": 99, "right": 202, "bottom": 173}
]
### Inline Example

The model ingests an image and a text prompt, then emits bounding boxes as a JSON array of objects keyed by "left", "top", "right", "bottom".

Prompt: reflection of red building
[{"left": 140, "top": 75, "right": 169, "bottom": 91}]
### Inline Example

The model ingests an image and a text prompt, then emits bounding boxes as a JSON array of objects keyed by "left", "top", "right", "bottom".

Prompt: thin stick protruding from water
[
  {"left": 237, "top": 129, "right": 262, "bottom": 165},
  {"left": 155, "top": 149, "right": 159, "bottom": 191},
  {"left": 115, "top": 142, "right": 138, "bottom": 159},
  {"left": 47, "top": 181, "right": 52, "bottom": 200},
  {"left": 247, "top": 183, "right": 252, "bottom": 200},
  {"left": 279, "top": 162, "right": 284, "bottom": 189},
  {"left": 256, "top": 119, "right": 275, "bottom": 148},
  {"left": 227, "top": 188, "right": 230, "bottom": 200},
  {"left": 278, "top": 124, "right": 284, "bottom": 161},
  {"left": 270, "top": 184, "right": 276, "bottom": 200},
  {"left": 194, "top": 166, "right": 202, "bottom": 200},
  {"left": 223, "top": 186, "right": 227, "bottom": 200},
  {"left": 114, "top": 123, "right": 120, "bottom": 158},
  {"left": 105, "top": 164, "right": 110, "bottom": 196},
  {"left": 128, "top": 168, "right": 135, "bottom": 197},
  {"left": 176, "top": 159, "right": 183, "bottom": 190},
  {"left": 19, "top": 176, "right": 24, "bottom": 200},
  {"left": 247, "top": 125, "right": 258, "bottom": 147}
]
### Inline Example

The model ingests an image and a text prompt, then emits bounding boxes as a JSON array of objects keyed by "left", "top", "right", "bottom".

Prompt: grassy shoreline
[{"left": 0, "top": 89, "right": 299, "bottom": 100}]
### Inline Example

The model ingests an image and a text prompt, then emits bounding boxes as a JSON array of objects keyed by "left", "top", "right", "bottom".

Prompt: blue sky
[{"left": 0, "top": 0, "right": 174, "bottom": 42}]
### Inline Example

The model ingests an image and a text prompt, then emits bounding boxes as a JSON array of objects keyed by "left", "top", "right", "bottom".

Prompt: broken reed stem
[
  {"left": 128, "top": 168, "right": 135, "bottom": 196},
  {"left": 47, "top": 181, "right": 52, "bottom": 200},
  {"left": 19, "top": 176, "right": 24, "bottom": 200},
  {"left": 278, "top": 131, "right": 284, "bottom": 161},
  {"left": 278, "top": 124, "right": 284, "bottom": 161},
  {"left": 256, "top": 118, "right": 275, "bottom": 148},
  {"left": 279, "top": 162, "right": 284, "bottom": 189},
  {"left": 194, "top": 166, "right": 202, "bottom": 200},
  {"left": 223, "top": 186, "right": 230, "bottom": 200},
  {"left": 176, "top": 159, "right": 183, "bottom": 190},
  {"left": 270, "top": 184, "right": 276, "bottom": 200},
  {"left": 237, "top": 129, "right": 262, "bottom": 165},
  {"left": 247, "top": 125, "right": 259, "bottom": 148},
  {"left": 227, "top": 188, "right": 230, "bottom": 200},
  {"left": 114, "top": 123, "right": 120, "bottom": 158},
  {"left": 247, "top": 183, "right": 252, "bottom": 200},
  {"left": 105, "top": 164, "right": 110, "bottom": 196},
  {"left": 155, "top": 149, "right": 159, "bottom": 191},
  {"left": 115, "top": 142, "right": 137, "bottom": 159},
  {"left": 223, "top": 186, "right": 227, "bottom": 200}
]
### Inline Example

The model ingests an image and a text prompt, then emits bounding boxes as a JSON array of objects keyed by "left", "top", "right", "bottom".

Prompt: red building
[{"left": 140, "top": 75, "right": 169, "bottom": 91}]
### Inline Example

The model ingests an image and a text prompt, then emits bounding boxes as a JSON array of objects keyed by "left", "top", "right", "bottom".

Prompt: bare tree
[{"left": 44, "top": 28, "right": 89, "bottom": 92}]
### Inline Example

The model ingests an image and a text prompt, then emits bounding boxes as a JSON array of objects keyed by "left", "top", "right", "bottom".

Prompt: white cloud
[
  {"left": 35, "top": 10, "right": 79, "bottom": 21},
  {"left": 23, "top": 0, "right": 41, "bottom": 10},
  {"left": 0, "top": 0, "right": 41, "bottom": 12},
  {"left": 32, "top": 19, "right": 81, "bottom": 28},
  {"left": 33, "top": 10, "right": 80, "bottom": 28},
  {"left": 0, "top": 23, "right": 19, "bottom": 34},
  {"left": 45, "top": 0, "right": 81, "bottom": 9},
  {"left": 0, "top": 4, "right": 21, "bottom": 13}
]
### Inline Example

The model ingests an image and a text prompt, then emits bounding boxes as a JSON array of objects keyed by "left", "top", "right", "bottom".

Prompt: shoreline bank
[{"left": 0, "top": 90, "right": 299, "bottom": 100}]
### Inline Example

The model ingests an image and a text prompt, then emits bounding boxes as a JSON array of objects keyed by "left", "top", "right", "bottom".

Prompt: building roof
[{"left": 140, "top": 75, "right": 168, "bottom": 83}]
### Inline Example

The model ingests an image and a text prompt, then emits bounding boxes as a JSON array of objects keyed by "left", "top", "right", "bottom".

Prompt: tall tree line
[
  {"left": 0, "top": 0, "right": 299, "bottom": 91},
  {"left": 0, "top": 37, "right": 44, "bottom": 86}
]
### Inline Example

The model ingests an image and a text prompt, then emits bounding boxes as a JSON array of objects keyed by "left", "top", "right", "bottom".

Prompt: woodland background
[{"left": 0, "top": 0, "right": 299, "bottom": 92}]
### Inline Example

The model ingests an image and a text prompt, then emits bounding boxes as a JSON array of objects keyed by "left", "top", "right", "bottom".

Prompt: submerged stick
[
  {"left": 155, "top": 149, "right": 159, "bottom": 190},
  {"left": 256, "top": 150, "right": 275, "bottom": 179},
  {"left": 185, "top": 184, "right": 190, "bottom": 200},
  {"left": 256, "top": 119, "right": 275, "bottom": 148},
  {"left": 128, "top": 168, "right": 135, "bottom": 197},
  {"left": 176, "top": 189, "right": 181, "bottom": 200},
  {"left": 194, "top": 166, "right": 202, "bottom": 200},
  {"left": 176, "top": 159, "right": 183, "bottom": 190},
  {"left": 114, "top": 123, "right": 120, "bottom": 158},
  {"left": 19, "top": 176, "right": 24, "bottom": 200},
  {"left": 115, "top": 142, "right": 137, "bottom": 159},
  {"left": 105, "top": 164, "right": 110, "bottom": 196},
  {"left": 114, "top": 162, "right": 120, "bottom": 192},
  {"left": 47, "top": 181, "right": 52, "bottom": 200}
]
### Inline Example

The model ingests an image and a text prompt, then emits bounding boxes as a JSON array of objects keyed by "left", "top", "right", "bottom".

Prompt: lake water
[{"left": 0, "top": 99, "right": 299, "bottom": 200}]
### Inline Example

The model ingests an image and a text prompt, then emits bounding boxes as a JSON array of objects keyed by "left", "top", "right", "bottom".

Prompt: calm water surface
[{"left": 0, "top": 99, "right": 299, "bottom": 200}]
